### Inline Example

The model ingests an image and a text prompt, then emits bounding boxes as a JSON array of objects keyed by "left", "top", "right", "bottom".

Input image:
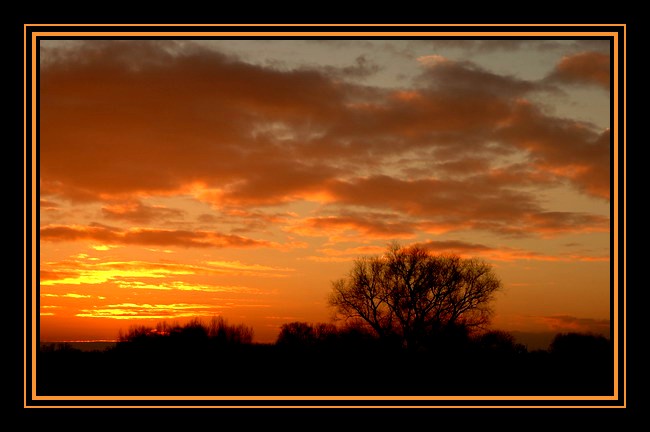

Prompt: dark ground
[{"left": 37, "top": 336, "right": 613, "bottom": 396}]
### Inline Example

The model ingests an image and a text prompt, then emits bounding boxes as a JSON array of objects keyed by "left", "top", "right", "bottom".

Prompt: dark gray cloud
[{"left": 40, "top": 40, "right": 609, "bottom": 240}]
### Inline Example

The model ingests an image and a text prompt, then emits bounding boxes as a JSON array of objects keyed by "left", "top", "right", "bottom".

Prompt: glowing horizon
[{"left": 39, "top": 39, "right": 611, "bottom": 344}]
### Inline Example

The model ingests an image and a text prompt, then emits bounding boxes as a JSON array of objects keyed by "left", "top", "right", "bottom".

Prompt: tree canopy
[{"left": 329, "top": 244, "right": 502, "bottom": 349}]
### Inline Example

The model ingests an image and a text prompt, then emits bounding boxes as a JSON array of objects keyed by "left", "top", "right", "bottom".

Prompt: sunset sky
[{"left": 38, "top": 39, "right": 612, "bottom": 344}]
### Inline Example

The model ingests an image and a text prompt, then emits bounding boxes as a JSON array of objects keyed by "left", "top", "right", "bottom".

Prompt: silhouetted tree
[
  {"left": 276, "top": 322, "right": 340, "bottom": 347},
  {"left": 207, "top": 316, "right": 254, "bottom": 345},
  {"left": 115, "top": 317, "right": 253, "bottom": 350},
  {"left": 549, "top": 332, "right": 611, "bottom": 359},
  {"left": 329, "top": 244, "right": 502, "bottom": 350},
  {"left": 475, "top": 330, "right": 527, "bottom": 355}
]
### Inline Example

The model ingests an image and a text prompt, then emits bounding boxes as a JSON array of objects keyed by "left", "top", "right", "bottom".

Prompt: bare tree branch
[{"left": 328, "top": 244, "right": 502, "bottom": 350}]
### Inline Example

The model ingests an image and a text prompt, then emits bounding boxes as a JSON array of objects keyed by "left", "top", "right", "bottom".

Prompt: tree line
[{"left": 37, "top": 244, "right": 613, "bottom": 396}]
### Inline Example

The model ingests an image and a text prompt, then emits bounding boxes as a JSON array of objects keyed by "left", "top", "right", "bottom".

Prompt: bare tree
[{"left": 329, "top": 244, "right": 502, "bottom": 349}]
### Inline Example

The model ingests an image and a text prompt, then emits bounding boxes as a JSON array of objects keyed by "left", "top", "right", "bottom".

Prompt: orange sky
[{"left": 38, "top": 39, "right": 612, "bottom": 343}]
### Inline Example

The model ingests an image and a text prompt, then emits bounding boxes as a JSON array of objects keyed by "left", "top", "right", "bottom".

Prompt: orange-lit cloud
[
  {"left": 304, "top": 245, "right": 387, "bottom": 262},
  {"left": 91, "top": 244, "right": 118, "bottom": 251},
  {"left": 289, "top": 213, "right": 418, "bottom": 241},
  {"left": 114, "top": 280, "right": 261, "bottom": 293},
  {"left": 495, "top": 101, "right": 610, "bottom": 200},
  {"left": 323, "top": 176, "right": 608, "bottom": 237},
  {"left": 414, "top": 239, "right": 608, "bottom": 262},
  {"left": 41, "top": 257, "right": 296, "bottom": 287},
  {"left": 546, "top": 51, "right": 610, "bottom": 89},
  {"left": 196, "top": 208, "right": 299, "bottom": 234},
  {"left": 40, "top": 40, "right": 609, "bottom": 217},
  {"left": 304, "top": 239, "right": 608, "bottom": 263},
  {"left": 205, "top": 260, "right": 294, "bottom": 273},
  {"left": 75, "top": 302, "right": 271, "bottom": 319},
  {"left": 40, "top": 270, "right": 79, "bottom": 281},
  {"left": 41, "top": 293, "right": 93, "bottom": 298},
  {"left": 40, "top": 41, "right": 347, "bottom": 202},
  {"left": 75, "top": 303, "right": 224, "bottom": 319},
  {"left": 522, "top": 212, "right": 609, "bottom": 236},
  {"left": 535, "top": 315, "right": 610, "bottom": 335},
  {"left": 101, "top": 201, "right": 185, "bottom": 223},
  {"left": 417, "top": 54, "right": 448, "bottom": 66},
  {"left": 40, "top": 199, "right": 60, "bottom": 210},
  {"left": 40, "top": 224, "right": 280, "bottom": 249}
]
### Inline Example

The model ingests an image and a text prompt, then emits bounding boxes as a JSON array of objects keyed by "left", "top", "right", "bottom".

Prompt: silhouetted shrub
[
  {"left": 474, "top": 330, "right": 527, "bottom": 355},
  {"left": 549, "top": 332, "right": 611, "bottom": 359},
  {"left": 276, "top": 322, "right": 317, "bottom": 347},
  {"left": 115, "top": 317, "right": 253, "bottom": 351},
  {"left": 39, "top": 342, "right": 80, "bottom": 353},
  {"left": 207, "top": 316, "right": 254, "bottom": 345},
  {"left": 37, "top": 322, "right": 614, "bottom": 396}
]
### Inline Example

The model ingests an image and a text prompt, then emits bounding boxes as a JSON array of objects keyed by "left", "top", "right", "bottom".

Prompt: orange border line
[
  {"left": 614, "top": 26, "right": 627, "bottom": 406},
  {"left": 31, "top": 31, "right": 38, "bottom": 401},
  {"left": 26, "top": 25, "right": 624, "bottom": 408}
]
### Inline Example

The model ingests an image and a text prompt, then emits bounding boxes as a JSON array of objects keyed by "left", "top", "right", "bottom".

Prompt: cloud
[
  {"left": 495, "top": 101, "right": 610, "bottom": 199},
  {"left": 546, "top": 51, "right": 610, "bottom": 89},
  {"left": 303, "top": 245, "right": 391, "bottom": 262},
  {"left": 321, "top": 55, "right": 382, "bottom": 79},
  {"left": 416, "top": 54, "right": 448, "bottom": 66},
  {"left": 425, "top": 40, "right": 536, "bottom": 52},
  {"left": 40, "top": 256, "right": 295, "bottom": 287},
  {"left": 319, "top": 245, "right": 387, "bottom": 257},
  {"left": 91, "top": 244, "right": 118, "bottom": 251},
  {"left": 40, "top": 200, "right": 60, "bottom": 210},
  {"left": 205, "top": 260, "right": 294, "bottom": 273},
  {"left": 40, "top": 260, "right": 193, "bottom": 286},
  {"left": 40, "top": 41, "right": 349, "bottom": 202},
  {"left": 523, "top": 211, "right": 610, "bottom": 236},
  {"left": 192, "top": 162, "right": 339, "bottom": 207},
  {"left": 196, "top": 209, "right": 298, "bottom": 234},
  {"left": 303, "top": 239, "right": 608, "bottom": 263},
  {"left": 535, "top": 315, "right": 610, "bottom": 335},
  {"left": 416, "top": 57, "right": 547, "bottom": 97},
  {"left": 417, "top": 40, "right": 610, "bottom": 54},
  {"left": 114, "top": 280, "right": 261, "bottom": 293},
  {"left": 433, "top": 157, "right": 492, "bottom": 177},
  {"left": 41, "top": 293, "right": 93, "bottom": 298},
  {"left": 288, "top": 212, "right": 418, "bottom": 241},
  {"left": 40, "top": 41, "right": 610, "bottom": 241},
  {"left": 415, "top": 239, "right": 493, "bottom": 253},
  {"left": 101, "top": 201, "right": 185, "bottom": 223},
  {"left": 40, "top": 270, "right": 79, "bottom": 281},
  {"left": 40, "top": 223, "right": 283, "bottom": 249},
  {"left": 412, "top": 239, "right": 608, "bottom": 262},
  {"left": 323, "top": 176, "right": 608, "bottom": 237},
  {"left": 75, "top": 303, "right": 224, "bottom": 319},
  {"left": 75, "top": 301, "right": 271, "bottom": 319}
]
